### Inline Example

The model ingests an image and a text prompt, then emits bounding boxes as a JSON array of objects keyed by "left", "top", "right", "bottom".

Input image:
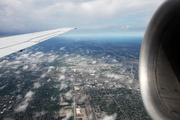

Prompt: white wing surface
[{"left": 0, "top": 28, "right": 76, "bottom": 58}]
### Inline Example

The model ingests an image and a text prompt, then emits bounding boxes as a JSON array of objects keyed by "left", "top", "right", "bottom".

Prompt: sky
[{"left": 0, "top": 0, "right": 164, "bottom": 37}]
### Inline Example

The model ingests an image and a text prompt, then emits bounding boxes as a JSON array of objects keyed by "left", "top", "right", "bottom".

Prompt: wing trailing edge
[{"left": 0, "top": 28, "right": 76, "bottom": 58}]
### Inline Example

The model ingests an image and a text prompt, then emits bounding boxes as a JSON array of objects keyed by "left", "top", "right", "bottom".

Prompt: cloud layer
[{"left": 0, "top": 0, "right": 163, "bottom": 35}]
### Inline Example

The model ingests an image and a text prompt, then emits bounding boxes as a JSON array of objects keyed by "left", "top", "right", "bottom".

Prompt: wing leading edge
[{"left": 0, "top": 28, "right": 76, "bottom": 58}]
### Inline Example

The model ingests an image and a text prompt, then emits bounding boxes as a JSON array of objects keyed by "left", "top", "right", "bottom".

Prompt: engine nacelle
[{"left": 139, "top": 0, "right": 180, "bottom": 119}]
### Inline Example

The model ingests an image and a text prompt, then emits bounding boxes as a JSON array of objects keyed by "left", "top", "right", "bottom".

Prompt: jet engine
[{"left": 139, "top": 0, "right": 180, "bottom": 119}]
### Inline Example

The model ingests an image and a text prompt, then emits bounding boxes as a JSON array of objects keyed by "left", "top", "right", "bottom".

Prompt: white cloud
[
  {"left": 62, "top": 110, "right": 73, "bottom": 120},
  {"left": 47, "top": 66, "right": 55, "bottom": 73},
  {"left": 0, "top": 0, "right": 163, "bottom": 33},
  {"left": 0, "top": 52, "right": 58, "bottom": 73},
  {"left": 126, "top": 25, "right": 130, "bottom": 28},
  {"left": 47, "top": 78, "right": 51, "bottom": 82},
  {"left": 128, "top": 79, "right": 133, "bottom": 84},
  {"left": 89, "top": 69, "right": 96, "bottom": 74},
  {"left": 51, "top": 96, "right": 56, "bottom": 101},
  {"left": 92, "top": 61, "right": 96, "bottom": 64},
  {"left": 48, "top": 55, "right": 57, "bottom": 62},
  {"left": 15, "top": 70, "right": 21, "bottom": 74},
  {"left": 60, "top": 47, "right": 65, "bottom": 50},
  {"left": 15, "top": 91, "right": 34, "bottom": 112},
  {"left": 14, "top": 102, "right": 29, "bottom": 113},
  {"left": 25, "top": 91, "right": 34, "bottom": 101},
  {"left": 65, "top": 90, "right": 73, "bottom": 100},
  {"left": 33, "top": 82, "right": 41, "bottom": 89},
  {"left": 60, "top": 81, "right": 68, "bottom": 91},
  {"left": 40, "top": 73, "right": 46, "bottom": 78},
  {"left": 59, "top": 75, "right": 65, "bottom": 81},
  {"left": 103, "top": 113, "right": 117, "bottom": 120},
  {"left": 112, "top": 59, "right": 118, "bottom": 63},
  {"left": 30, "top": 64, "right": 37, "bottom": 70},
  {"left": 33, "top": 111, "right": 46, "bottom": 119},
  {"left": 16, "top": 54, "right": 29, "bottom": 60},
  {"left": 22, "top": 65, "right": 28, "bottom": 70},
  {"left": 105, "top": 73, "right": 120, "bottom": 79},
  {"left": 0, "top": 60, "right": 8, "bottom": 66},
  {"left": 121, "top": 25, "right": 131, "bottom": 29}
]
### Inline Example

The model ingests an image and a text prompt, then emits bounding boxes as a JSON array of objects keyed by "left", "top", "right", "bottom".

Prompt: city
[{"left": 0, "top": 37, "right": 149, "bottom": 120}]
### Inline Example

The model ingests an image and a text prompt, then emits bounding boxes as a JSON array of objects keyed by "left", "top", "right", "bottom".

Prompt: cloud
[
  {"left": 0, "top": 60, "right": 8, "bottom": 67},
  {"left": 25, "top": 91, "right": 34, "bottom": 101},
  {"left": 63, "top": 111, "right": 73, "bottom": 120},
  {"left": 59, "top": 75, "right": 65, "bottom": 81},
  {"left": 103, "top": 113, "right": 117, "bottom": 120},
  {"left": 65, "top": 90, "right": 73, "bottom": 100},
  {"left": 15, "top": 70, "right": 21, "bottom": 74},
  {"left": 30, "top": 64, "right": 37, "bottom": 70},
  {"left": 47, "top": 79, "right": 51, "bottom": 82},
  {"left": 121, "top": 25, "right": 131, "bottom": 29},
  {"left": 112, "top": 59, "right": 118, "bottom": 63},
  {"left": 89, "top": 69, "right": 96, "bottom": 74},
  {"left": 22, "top": 65, "right": 28, "bottom": 70},
  {"left": 60, "top": 47, "right": 65, "bottom": 50},
  {"left": 60, "top": 81, "right": 68, "bottom": 91},
  {"left": 0, "top": 52, "right": 58, "bottom": 73},
  {"left": 51, "top": 96, "right": 56, "bottom": 101},
  {"left": 128, "top": 79, "right": 133, "bottom": 84},
  {"left": 47, "top": 66, "right": 55, "bottom": 73},
  {"left": 14, "top": 91, "right": 34, "bottom": 112},
  {"left": 14, "top": 102, "right": 29, "bottom": 113},
  {"left": 92, "top": 61, "right": 96, "bottom": 64},
  {"left": 40, "top": 73, "right": 46, "bottom": 78},
  {"left": 59, "top": 108, "right": 73, "bottom": 120},
  {"left": 16, "top": 54, "right": 29, "bottom": 60},
  {"left": 33, "top": 111, "right": 46, "bottom": 119},
  {"left": 48, "top": 55, "right": 57, "bottom": 62},
  {"left": 33, "top": 82, "right": 41, "bottom": 89},
  {"left": 105, "top": 73, "right": 120, "bottom": 79},
  {"left": 0, "top": 0, "right": 163, "bottom": 34}
]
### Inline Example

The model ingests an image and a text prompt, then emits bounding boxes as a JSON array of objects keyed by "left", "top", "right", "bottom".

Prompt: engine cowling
[{"left": 139, "top": 0, "right": 180, "bottom": 120}]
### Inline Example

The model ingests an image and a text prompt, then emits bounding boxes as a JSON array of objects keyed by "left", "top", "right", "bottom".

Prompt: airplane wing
[{"left": 0, "top": 28, "right": 76, "bottom": 58}]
